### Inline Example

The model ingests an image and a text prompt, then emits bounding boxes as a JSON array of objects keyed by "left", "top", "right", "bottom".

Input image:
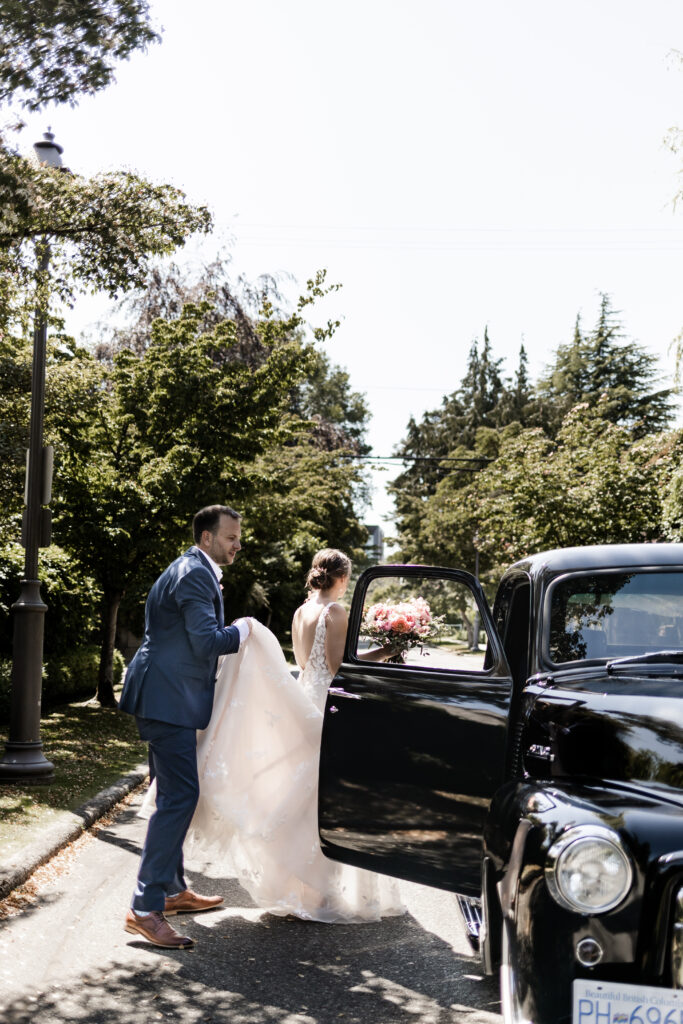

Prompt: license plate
[{"left": 573, "top": 980, "right": 683, "bottom": 1024}]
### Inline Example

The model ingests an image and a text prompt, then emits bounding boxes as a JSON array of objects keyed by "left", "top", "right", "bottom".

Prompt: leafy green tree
[
  {"left": 0, "top": 0, "right": 159, "bottom": 110},
  {"left": 0, "top": 542, "right": 101, "bottom": 659},
  {"left": 101, "top": 262, "right": 371, "bottom": 653},
  {"left": 413, "top": 404, "right": 679, "bottom": 596},
  {"left": 221, "top": 437, "right": 368, "bottom": 637},
  {"left": 95, "top": 257, "right": 371, "bottom": 454},
  {"left": 0, "top": 158, "right": 210, "bottom": 705},
  {"left": 0, "top": 333, "right": 30, "bottom": 531},
  {"left": 43, "top": 272, "right": 367, "bottom": 705},
  {"left": 93, "top": 254, "right": 283, "bottom": 363},
  {"left": 0, "top": 0, "right": 207, "bottom": 331},
  {"left": 0, "top": 157, "right": 212, "bottom": 642},
  {"left": 289, "top": 350, "right": 371, "bottom": 455},
  {"left": 45, "top": 303, "right": 310, "bottom": 705},
  {"left": 0, "top": 2, "right": 371, "bottom": 707},
  {"left": 0, "top": 153, "right": 212, "bottom": 329},
  {"left": 0, "top": 0, "right": 173, "bottom": 321},
  {"left": 0, "top": 8, "right": 212, "bottom": 706},
  {"left": 392, "top": 329, "right": 536, "bottom": 497},
  {"left": 2, "top": 254, "right": 370, "bottom": 705}
]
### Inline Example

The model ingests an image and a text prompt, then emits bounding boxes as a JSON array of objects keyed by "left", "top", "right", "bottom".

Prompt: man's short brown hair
[{"left": 193, "top": 505, "right": 241, "bottom": 543}]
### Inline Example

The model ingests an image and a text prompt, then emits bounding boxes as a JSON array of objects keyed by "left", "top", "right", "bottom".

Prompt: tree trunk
[
  {"left": 470, "top": 610, "right": 481, "bottom": 652},
  {"left": 96, "top": 589, "right": 122, "bottom": 707},
  {"left": 461, "top": 610, "right": 474, "bottom": 649}
]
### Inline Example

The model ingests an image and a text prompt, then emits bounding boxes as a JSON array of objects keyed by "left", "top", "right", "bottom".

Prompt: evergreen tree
[
  {"left": 495, "top": 344, "right": 539, "bottom": 426},
  {"left": 390, "top": 329, "right": 537, "bottom": 524},
  {"left": 417, "top": 404, "right": 680, "bottom": 591},
  {"left": 537, "top": 295, "right": 674, "bottom": 437},
  {"left": 389, "top": 295, "right": 673, "bottom": 568},
  {"left": 457, "top": 327, "right": 506, "bottom": 443}
]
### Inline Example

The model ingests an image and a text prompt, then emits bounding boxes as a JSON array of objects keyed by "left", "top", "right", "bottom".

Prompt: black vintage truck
[{"left": 318, "top": 545, "right": 683, "bottom": 1024}]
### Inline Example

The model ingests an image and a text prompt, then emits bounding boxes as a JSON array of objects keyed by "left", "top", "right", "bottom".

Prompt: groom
[{"left": 119, "top": 504, "right": 251, "bottom": 949}]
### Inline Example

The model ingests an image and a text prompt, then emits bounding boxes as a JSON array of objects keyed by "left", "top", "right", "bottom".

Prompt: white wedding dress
[{"left": 178, "top": 610, "right": 404, "bottom": 922}]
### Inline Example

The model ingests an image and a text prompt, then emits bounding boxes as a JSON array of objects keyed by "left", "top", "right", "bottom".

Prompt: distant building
[{"left": 364, "top": 524, "right": 385, "bottom": 563}]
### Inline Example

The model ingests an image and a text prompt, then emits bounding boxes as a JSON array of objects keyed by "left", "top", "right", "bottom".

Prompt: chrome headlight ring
[{"left": 545, "top": 824, "right": 633, "bottom": 915}]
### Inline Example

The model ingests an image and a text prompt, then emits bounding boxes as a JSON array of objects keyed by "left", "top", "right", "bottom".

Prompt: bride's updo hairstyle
[{"left": 306, "top": 548, "right": 351, "bottom": 592}]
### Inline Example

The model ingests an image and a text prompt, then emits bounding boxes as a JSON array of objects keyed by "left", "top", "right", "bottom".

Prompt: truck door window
[{"left": 355, "top": 574, "right": 490, "bottom": 672}]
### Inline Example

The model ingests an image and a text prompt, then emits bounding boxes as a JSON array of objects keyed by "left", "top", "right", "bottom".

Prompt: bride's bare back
[{"left": 292, "top": 598, "right": 348, "bottom": 676}]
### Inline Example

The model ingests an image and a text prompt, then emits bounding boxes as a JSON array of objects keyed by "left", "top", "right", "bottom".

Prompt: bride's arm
[
  {"left": 357, "top": 644, "right": 400, "bottom": 663},
  {"left": 291, "top": 606, "right": 305, "bottom": 669}
]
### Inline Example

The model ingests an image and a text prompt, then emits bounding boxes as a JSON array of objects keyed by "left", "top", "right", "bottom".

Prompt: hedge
[
  {"left": 0, "top": 543, "right": 101, "bottom": 660},
  {"left": 0, "top": 646, "right": 124, "bottom": 724}
]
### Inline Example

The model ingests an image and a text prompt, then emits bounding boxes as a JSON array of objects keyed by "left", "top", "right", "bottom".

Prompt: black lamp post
[
  {"left": 471, "top": 534, "right": 481, "bottom": 652},
  {"left": 0, "top": 130, "right": 64, "bottom": 782}
]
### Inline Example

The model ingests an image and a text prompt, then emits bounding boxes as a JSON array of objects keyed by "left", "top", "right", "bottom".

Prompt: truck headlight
[{"left": 545, "top": 825, "right": 633, "bottom": 914}]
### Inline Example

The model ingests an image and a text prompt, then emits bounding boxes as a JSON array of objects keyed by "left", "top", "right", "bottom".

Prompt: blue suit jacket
[{"left": 119, "top": 547, "right": 240, "bottom": 730}]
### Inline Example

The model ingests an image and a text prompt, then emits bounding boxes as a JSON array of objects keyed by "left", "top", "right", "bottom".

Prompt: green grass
[{"left": 0, "top": 701, "right": 148, "bottom": 862}]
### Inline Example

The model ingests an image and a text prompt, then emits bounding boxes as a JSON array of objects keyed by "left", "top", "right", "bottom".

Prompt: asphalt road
[{"left": 0, "top": 790, "right": 502, "bottom": 1024}]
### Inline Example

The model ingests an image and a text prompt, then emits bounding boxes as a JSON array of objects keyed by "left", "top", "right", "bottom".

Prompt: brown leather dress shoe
[
  {"left": 164, "top": 888, "right": 224, "bottom": 915},
  {"left": 124, "top": 909, "right": 194, "bottom": 948}
]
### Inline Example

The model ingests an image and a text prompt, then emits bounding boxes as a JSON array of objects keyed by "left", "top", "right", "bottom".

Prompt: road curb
[{"left": 0, "top": 763, "right": 149, "bottom": 901}]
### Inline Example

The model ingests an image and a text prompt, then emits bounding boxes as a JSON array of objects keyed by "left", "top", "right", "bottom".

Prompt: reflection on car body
[{"left": 318, "top": 545, "right": 683, "bottom": 1024}]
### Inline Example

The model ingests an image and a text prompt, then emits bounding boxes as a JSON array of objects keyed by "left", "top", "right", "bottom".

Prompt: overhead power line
[{"left": 342, "top": 455, "right": 492, "bottom": 464}]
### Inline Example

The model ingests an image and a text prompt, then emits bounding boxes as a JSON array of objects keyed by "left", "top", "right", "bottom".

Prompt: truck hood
[{"left": 523, "top": 670, "right": 683, "bottom": 802}]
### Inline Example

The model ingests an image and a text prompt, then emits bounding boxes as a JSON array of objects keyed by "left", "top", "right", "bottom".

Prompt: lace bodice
[{"left": 298, "top": 603, "right": 336, "bottom": 709}]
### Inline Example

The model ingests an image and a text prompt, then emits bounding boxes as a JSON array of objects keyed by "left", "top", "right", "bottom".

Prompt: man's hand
[{"left": 232, "top": 617, "right": 253, "bottom": 645}]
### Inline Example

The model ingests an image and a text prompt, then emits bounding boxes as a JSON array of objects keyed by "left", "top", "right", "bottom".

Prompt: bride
[{"left": 184, "top": 548, "right": 404, "bottom": 923}]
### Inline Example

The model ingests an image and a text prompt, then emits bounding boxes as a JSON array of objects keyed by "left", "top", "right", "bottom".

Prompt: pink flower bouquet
[{"left": 361, "top": 597, "right": 443, "bottom": 662}]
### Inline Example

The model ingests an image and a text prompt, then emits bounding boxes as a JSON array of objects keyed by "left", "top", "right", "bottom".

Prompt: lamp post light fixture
[
  {"left": 33, "top": 127, "right": 63, "bottom": 169},
  {"left": 0, "top": 130, "right": 64, "bottom": 781}
]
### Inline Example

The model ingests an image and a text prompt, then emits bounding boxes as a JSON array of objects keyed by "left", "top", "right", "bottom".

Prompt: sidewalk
[{"left": 0, "top": 763, "right": 149, "bottom": 901}]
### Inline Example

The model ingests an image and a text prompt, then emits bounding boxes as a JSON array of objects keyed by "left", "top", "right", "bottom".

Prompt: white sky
[{"left": 18, "top": 0, "right": 683, "bottom": 530}]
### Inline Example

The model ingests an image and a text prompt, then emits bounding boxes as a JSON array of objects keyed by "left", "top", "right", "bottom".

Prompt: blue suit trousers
[{"left": 131, "top": 718, "right": 199, "bottom": 912}]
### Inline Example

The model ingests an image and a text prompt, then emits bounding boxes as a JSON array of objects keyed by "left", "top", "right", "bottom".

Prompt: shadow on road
[
  {"left": 2, "top": 926, "right": 500, "bottom": 1022},
  {"left": 1, "top": 814, "right": 502, "bottom": 1023}
]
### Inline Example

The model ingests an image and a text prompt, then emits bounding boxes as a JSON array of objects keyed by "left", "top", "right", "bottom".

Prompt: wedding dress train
[{"left": 180, "top": 613, "right": 404, "bottom": 922}]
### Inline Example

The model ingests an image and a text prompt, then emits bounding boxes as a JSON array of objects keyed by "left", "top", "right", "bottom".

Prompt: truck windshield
[{"left": 548, "top": 570, "right": 683, "bottom": 664}]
